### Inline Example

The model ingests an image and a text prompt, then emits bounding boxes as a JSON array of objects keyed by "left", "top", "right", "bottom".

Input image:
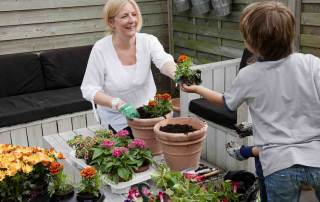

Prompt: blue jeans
[{"left": 265, "top": 165, "right": 320, "bottom": 202}]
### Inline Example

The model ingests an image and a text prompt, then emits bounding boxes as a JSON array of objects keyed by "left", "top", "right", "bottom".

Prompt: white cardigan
[{"left": 81, "top": 33, "right": 174, "bottom": 131}]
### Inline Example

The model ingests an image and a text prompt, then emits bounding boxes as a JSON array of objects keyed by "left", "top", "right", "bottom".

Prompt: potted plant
[
  {"left": 127, "top": 93, "right": 173, "bottom": 155},
  {"left": 67, "top": 135, "right": 99, "bottom": 164},
  {"left": 128, "top": 139, "right": 154, "bottom": 173},
  {"left": 48, "top": 159, "right": 74, "bottom": 201},
  {"left": 191, "top": 0, "right": 211, "bottom": 15},
  {"left": 211, "top": 0, "right": 231, "bottom": 16},
  {"left": 77, "top": 166, "right": 103, "bottom": 202},
  {"left": 150, "top": 164, "right": 239, "bottom": 202},
  {"left": 175, "top": 55, "right": 202, "bottom": 86},
  {"left": 154, "top": 117, "right": 207, "bottom": 171},
  {"left": 0, "top": 144, "right": 60, "bottom": 201}
]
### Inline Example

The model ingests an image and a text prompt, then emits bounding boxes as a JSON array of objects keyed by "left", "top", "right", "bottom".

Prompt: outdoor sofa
[{"left": 0, "top": 46, "right": 96, "bottom": 147}]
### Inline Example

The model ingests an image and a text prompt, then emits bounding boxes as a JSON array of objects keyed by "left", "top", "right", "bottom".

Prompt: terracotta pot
[
  {"left": 127, "top": 112, "right": 173, "bottom": 155},
  {"left": 134, "top": 163, "right": 150, "bottom": 173},
  {"left": 154, "top": 117, "right": 207, "bottom": 171},
  {"left": 76, "top": 192, "right": 104, "bottom": 202}
]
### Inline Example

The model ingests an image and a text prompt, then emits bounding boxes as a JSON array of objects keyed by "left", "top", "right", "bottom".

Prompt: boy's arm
[{"left": 181, "top": 84, "right": 224, "bottom": 107}]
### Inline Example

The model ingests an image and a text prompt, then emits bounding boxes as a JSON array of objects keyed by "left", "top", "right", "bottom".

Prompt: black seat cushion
[
  {"left": 40, "top": 45, "right": 92, "bottom": 89},
  {"left": 189, "top": 98, "right": 237, "bottom": 129},
  {"left": 0, "top": 87, "right": 91, "bottom": 127},
  {"left": 0, "top": 53, "right": 45, "bottom": 98}
]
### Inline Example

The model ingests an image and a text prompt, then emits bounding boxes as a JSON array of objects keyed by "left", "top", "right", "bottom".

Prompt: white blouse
[{"left": 81, "top": 33, "right": 174, "bottom": 131}]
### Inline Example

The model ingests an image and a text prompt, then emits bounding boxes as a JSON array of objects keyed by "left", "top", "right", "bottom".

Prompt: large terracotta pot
[
  {"left": 154, "top": 117, "right": 207, "bottom": 171},
  {"left": 127, "top": 112, "right": 173, "bottom": 155}
]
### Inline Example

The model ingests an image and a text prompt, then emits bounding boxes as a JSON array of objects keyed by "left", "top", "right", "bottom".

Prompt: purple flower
[
  {"left": 100, "top": 139, "right": 115, "bottom": 148},
  {"left": 112, "top": 147, "right": 128, "bottom": 157},
  {"left": 128, "top": 139, "right": 145, "bottom": 149},
  {"left": 115, "top": 129, "right": 129, "bottom": 137}
]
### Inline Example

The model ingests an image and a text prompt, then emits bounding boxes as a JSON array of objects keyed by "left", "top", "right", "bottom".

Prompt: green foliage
[
  {"left": 0, "top": 164, "right": 50, "bottom": 202},
  {"left": 174, "top": 55, "right": 202, "bottom": 85},
  {"left": 151, "top": 164, "right": 239, "bottom": 202},
  {"left": 143, "top": 93, "right": 173, "bottom": 118},
  {"left": 48, "top": 169, "right": 72, "bottom": 197},
  {"left": 78, "top": 170, "right": 101, "bottom": 197}
]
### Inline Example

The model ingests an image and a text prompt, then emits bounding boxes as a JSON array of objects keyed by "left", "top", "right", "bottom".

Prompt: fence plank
[
  {"left": 0, "top": 131, "right": 11, "bottom": 144},
  {"left": 26, "top": 125, "right": 43, "bottom": 147},
  {"left": 72, "top": 115, "right": 87, "bottom": 130},
  {"left": 57, "top": 118, "right": 73, "bottom": 133},
  {"left": 42, "top": 122, "right": 58, "bottom": 136},
  {"left": 11, "top": 128, "right": 28, "bottom": 146}
]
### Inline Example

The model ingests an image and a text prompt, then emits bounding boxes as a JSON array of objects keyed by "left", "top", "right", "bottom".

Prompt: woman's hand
[{"left": 119, "top": 103, "right": 140, "bottom": 119}]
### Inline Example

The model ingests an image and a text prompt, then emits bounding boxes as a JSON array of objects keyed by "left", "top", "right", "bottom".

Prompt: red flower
[
  {"left": 80, "top": 166, "right": 97, "bottom": 179},
  {"left": 177, "top": 54, "right": 189, "bottom": 63},
  {"left": 49, "top": 162, "right": 63, "bottom": 175},
  {"left": 161, "top": 93, "right": 171, "bottom": 101},
  {"left": 148, "top": 100, "right": 157, "bottom": 107}
]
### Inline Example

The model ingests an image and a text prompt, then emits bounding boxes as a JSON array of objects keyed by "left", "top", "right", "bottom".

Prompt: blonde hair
[
  {"left": 240, "top": 1, "right": 295, "bottom": 60},
  {"left": 103, "top": 0, "right": 143, "bottom": 34}
]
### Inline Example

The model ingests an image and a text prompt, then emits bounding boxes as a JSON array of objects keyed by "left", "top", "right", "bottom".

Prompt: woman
[{"left": 81, "top": 0, "right": 176, "bottom": 136}]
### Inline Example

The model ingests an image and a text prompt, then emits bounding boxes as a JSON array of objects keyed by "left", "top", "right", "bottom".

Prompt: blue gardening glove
[{"left": 119, "top": 103, "right": 140, "bottom": 119}]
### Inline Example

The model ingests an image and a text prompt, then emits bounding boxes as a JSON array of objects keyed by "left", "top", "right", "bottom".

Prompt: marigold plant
[
  {"left": 175, "top": 54, "right": 202, "bottom": 85},
  {"left": 78, "top": 166, "right": 100, "bottom": 197},
  {"left": 0, "top": 144, "right": 61, "bottom": 201},
  {"left": 143, "top": 93, "right": 173, "bottom": 118}
]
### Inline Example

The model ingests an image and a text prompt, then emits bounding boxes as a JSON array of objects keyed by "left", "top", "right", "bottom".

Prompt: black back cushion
[
  {"left": 40, "top": 45, "right": 92, "bottom": 89},
  {"left": 0, "top": 53, "right": 45, "bottom": 98}
]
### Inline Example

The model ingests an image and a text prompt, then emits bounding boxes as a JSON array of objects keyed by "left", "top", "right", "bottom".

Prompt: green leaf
[{"left": 117, "top": 167, "right": 130, "bottom": 180}]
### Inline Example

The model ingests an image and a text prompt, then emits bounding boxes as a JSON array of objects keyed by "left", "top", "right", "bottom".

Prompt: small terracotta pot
[
  {"left": 134, "top": 163, "right": 150, "bottom": 173},
  {"left": 154, "top": 117, "right": 207, "bottom": 171},
  {"left": 127, "top": 112, "right": 173, "bottom": 155},
  {"left": 76, "top": 192, "right": 104, "bottom": 202}
]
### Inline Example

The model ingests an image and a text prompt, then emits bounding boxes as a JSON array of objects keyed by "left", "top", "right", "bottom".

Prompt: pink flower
[
  {"left": 115, "top": 129, "right": 129, "bottom": 137},
  {"left": 128, "top": 139, "right": 145, "bottom": 149},
  {"left": 100, "top": 139, "right": 115, "bottom": 148},
  {"left": 142, "top": 186, "right": 151, "bottom": 196},
  {"left": 127, "top": 187, "right": 140, "bottom": 200},
  {"left": 158, "top": 191, "right": 164, "bottom": 202},
  {"left": 112, "top": 147, "right": 128, "bottom": 157}
]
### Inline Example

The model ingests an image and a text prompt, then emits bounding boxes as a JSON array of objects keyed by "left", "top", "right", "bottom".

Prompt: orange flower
[
  {"left": 177, "top": 54, "right": 189, "bottom": 63},
  {"left": 161, "top": 93, "right": 171, "bottom": 101},
  {"left": 155, "top": 94, "right": 163, "bottom": 100},
  {"left": 49, "top": 162, "right": 63, "bottom": 175},
  {"left": 80, "top": 166, "right": 97, "bottom": 179},
  {"left": 57, "top": 152, "right": 65, "bottom": 159},
  {"left": 148, "top": 100, "right": 157, "bottom": 107}
]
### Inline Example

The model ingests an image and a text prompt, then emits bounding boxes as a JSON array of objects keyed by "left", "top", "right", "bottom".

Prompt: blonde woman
[{"left": 81, "top": 0, "right": 176, "bottom": 137}]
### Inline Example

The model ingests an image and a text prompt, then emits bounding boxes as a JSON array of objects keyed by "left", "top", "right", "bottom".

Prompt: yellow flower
[
  {"left": 0, "top": 170, "right": 6, "bottom": 182},
  {"left": 22, "top": 163, "right": 33, "bottom": 174}
]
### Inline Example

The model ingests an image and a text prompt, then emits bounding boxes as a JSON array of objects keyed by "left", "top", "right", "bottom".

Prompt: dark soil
[
  {"left": 180, "top": 69, "right": 202, "bottom": 85},
  {"left": 160, "top": 124, "right": 197, "bottom": 134},
  {"left": 137, "top": 107, "right": 153, "bottom": 118}
]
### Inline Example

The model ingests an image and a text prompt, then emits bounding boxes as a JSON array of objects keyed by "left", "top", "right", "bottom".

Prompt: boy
[{"left": 181, "top": 1, "right": 320, "bottom": 201}]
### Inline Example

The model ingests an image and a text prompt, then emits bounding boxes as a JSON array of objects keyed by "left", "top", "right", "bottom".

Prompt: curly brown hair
[{"left": 240, "top": 1, "right": 295, "bottom": 60}]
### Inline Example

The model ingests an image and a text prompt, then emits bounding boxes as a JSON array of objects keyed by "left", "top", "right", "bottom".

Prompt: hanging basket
[
  {"left": 191, "top": 0, "right": 211, "bottom": 15},
  {"left": 211, "top": 0, "right": 231, "bottom": 16},
  {"left": 173, "top": 0, "right": 191, "bottom": 12}
]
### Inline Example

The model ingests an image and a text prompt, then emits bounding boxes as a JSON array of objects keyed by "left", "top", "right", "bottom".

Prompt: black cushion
[
  {"left": 189, "top": 98, "right": 237, "bottom": 129},
  {"left": 0, "top": 87, "right": 91, "bottom": 127},
  {"left": 40, "top": 45, "right": 92, "bottom": 89},
  {"left": 0, "top": 53, "right": 45, "bottom": 98}
]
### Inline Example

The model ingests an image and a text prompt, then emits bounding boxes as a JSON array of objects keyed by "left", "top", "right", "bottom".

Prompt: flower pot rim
[{"left": 154, "top": 117, "right": 207, "bottom": 141}]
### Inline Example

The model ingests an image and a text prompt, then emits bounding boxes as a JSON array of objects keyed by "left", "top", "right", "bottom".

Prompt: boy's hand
[{"left": 180, "top": 84, "right": 199, "bottom": 93}]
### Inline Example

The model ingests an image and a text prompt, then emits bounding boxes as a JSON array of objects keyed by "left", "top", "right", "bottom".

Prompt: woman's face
[{"left": 110, "top": 3, "right": 138, "bottom": 38}]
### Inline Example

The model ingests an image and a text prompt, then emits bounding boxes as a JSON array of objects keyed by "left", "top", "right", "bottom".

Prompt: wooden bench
[
  {"left": 180, "top": 58, "right": 255, "bottom": 173},
  {"left": 0, "top": 110, "right": 97, "bottom": 147}
]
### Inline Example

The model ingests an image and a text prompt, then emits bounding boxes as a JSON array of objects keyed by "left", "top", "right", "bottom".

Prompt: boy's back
[{"left": 224, "top": 52, "right": 320, "bottom": 176}]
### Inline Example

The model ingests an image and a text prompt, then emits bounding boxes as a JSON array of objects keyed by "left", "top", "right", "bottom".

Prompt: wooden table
[{"left": 43, "top": 125, "right": 128, "bottom": 202}]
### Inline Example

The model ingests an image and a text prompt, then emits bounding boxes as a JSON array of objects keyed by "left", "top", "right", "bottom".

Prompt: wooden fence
[
  {"left": 171, "top": 0, "right": 320, "bottom": 63},
  {"left": 0, "top": 0, "right": 169, "bottom": 55}
]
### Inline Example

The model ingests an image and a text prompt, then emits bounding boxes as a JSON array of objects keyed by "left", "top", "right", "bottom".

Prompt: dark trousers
[{"left": 108, "top": 125, "right": 134, "bottom": 139}]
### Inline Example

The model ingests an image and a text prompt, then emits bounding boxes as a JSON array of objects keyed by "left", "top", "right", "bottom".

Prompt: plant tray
[{"left": 68, "top": 151, "right": 160, "bottom": 194}]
